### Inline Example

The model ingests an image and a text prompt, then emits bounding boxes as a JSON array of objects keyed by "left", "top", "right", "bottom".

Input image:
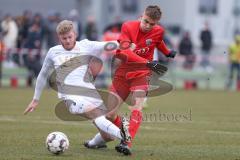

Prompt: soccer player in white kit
[{"left": 23, "top": 20, "right": 131, "bottom": 152}]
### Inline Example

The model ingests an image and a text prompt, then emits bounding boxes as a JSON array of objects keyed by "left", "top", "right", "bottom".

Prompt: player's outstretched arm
[
  {"left": 115, "top": 49, "right": 148, "bottom": 63},
  {"left": 23, "top": 99, "right": 39, "bottom": 115},
  {"left": 23, "top": 51, "right": 53, "bottom": 115},
  {"left": 157, "top": 40, "right": 177, "bottom": 58}
]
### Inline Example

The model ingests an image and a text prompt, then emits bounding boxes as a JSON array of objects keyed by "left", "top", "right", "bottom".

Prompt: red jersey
[{"left": 115, "top": 20, "right": 170, "bottom": 79}]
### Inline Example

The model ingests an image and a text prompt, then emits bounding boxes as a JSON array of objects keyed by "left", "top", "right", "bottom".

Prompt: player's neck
[
  {"left": 63, "top": 42, "right": 76, "bottom": 51},
  {"left": 139, "top": 27, "right": 151, "bottom": 34}
]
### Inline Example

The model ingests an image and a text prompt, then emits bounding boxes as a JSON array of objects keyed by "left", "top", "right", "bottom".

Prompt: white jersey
[{"left": 33, "top": 39, "right": 111, "bottom": 102}]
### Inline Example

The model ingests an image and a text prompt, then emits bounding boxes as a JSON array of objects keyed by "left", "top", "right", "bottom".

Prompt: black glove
[
  {"left": 146, "top": 61, "right": 168, "bottom": 75},
  {"left": 166, "top": 50, "right": 177, "bottom": 58}
]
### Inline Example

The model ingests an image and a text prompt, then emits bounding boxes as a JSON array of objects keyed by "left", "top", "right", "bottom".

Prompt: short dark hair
[{"left": 144, "top": 5, "right": 162, "bottom": 20}]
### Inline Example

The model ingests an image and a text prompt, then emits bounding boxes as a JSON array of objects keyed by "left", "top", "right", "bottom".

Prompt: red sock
[
  {"left": 128, "top": 109, "right": 143, "bottom": 147},
  {"left": 113, "top": 115, "right": 122, "bottom": 128}
]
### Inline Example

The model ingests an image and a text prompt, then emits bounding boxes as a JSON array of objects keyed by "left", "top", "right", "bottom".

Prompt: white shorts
[{"left": 64, "top": 95, "right": 104, "bottom": 114}]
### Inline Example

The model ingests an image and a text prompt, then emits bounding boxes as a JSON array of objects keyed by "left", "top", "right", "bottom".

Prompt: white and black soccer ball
[{"left": 45, "top": 131, "right": 69, "bottom": 155}]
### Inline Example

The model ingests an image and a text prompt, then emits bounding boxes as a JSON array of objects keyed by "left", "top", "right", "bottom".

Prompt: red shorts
[{"left": 109, "top": 75, "right": 149, "bottom": 101}]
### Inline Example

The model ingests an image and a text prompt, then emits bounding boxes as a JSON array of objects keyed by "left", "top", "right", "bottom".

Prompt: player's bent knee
[
  {"left": 99, "top": 129, "right": 115, "bottom": 141},
  {"left": 102, "top": 134, "right": 115, "bottom": 141}
]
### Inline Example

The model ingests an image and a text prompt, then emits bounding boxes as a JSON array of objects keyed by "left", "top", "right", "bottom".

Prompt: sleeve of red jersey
[
  {"left": 117, "top": 22, "right": 131, "bottom": 43},
  {"left": 115, "top": 49, "right": 148, "bottom": 63},
  {"left": 156, "top": 29, "right": 171, "bottom": 56},
  {"left": 115, "top": 22, "right": 148, "bottom": 63}
]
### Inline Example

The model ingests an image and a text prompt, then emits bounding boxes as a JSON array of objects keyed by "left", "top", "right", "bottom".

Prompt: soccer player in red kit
[{"left": 84, "top": 5, "right": 176, "bottom": 155}]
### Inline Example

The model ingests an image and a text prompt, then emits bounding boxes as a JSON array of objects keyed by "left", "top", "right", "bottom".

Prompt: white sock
[
  {"left": 94, "top": 116, "right": 122, "bottom": 140},
  {"left": 88, "top": 133, "right": 105, "bottom": 146}
]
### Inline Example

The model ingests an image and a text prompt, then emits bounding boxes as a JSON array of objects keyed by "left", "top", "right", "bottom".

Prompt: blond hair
[
  {"left": 145, "top": 5, "right": 162, "bottom": 20},
  {"left": 56, "top": 20, "right": 75, "bottom": 35}
]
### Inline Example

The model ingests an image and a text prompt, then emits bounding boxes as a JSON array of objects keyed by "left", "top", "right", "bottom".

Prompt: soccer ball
[{"left": 45, "top": 131, "right": 69, "bottom": 155}]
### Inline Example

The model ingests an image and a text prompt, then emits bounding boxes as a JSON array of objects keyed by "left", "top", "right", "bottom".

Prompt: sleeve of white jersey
[
  {"left": 83, "top": 39, "right": 118, "bottom": 55},
  {"left": 33, "top": 50, "right": 54, "bottom": 100}
]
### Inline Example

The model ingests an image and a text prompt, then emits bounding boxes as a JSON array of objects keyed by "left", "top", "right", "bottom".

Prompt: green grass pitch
[{"left": 0, "top": 88, "right": 240, "bottom": 160}]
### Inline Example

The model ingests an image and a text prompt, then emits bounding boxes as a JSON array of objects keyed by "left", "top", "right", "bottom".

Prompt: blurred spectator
[
  {"left": 22, "top": 10, "right": 33, "bottom": 46},
  {"left": 200, "top": 21, "right": 213, "bottom": 70},
  {"left": 103, "top": 16, "right": 122, "bottom": 33},
  {"left": 13, "top": 12, "right": 44, "bottom": 67},
  {"left": 23, "top": 14, "right": 44, "bottom": 86},
  {"left": 45, "top": 11, "right": 61, "bottom": 49},
  {"left": 85, "top": 16, "right": 98, "bottom": 40},
  {"left": 15, "top": 16, "right": 25, "bottom": 48},
  {"left": 32, "top": 13, "right": 44, "bottom": 29},
  {"left": 103, "top": 16, "right": 122, "bottom": 41},
  {"left": 68, "top": 9, "right": 82, "bottom": 40},
  {"left": 1, "top": 14, "right": 18, "bottom": 49},
  {"left": 12, "top": 16, "right": 25, "bottom": 66},
  {"left": 178, "top": 31, "right": 195, "bottom": 69},
  {"left": 226, "top": 35, "right": 240, "bottom": 90},
  {"left": 24, "top": 13, "right": 44, "bottom": 50},
  {"left": 103, "top": 26, "right": 120, "bottom": 41}
]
